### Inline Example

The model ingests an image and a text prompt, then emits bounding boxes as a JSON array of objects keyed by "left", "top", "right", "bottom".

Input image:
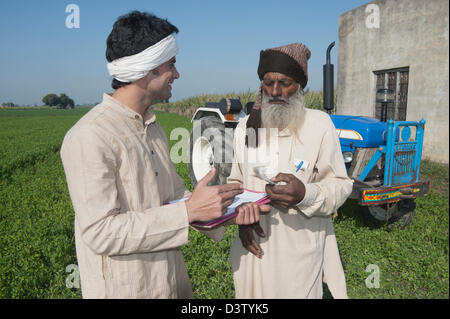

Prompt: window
[{"left": 374, "top": 67, "right": 409, "bottom": 121}]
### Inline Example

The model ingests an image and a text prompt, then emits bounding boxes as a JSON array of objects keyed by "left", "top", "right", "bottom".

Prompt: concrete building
[{"left": 337, "top": 0, "right": 449, "bottom": 163}]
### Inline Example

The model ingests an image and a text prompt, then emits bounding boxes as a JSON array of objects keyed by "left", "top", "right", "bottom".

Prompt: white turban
[{"left": 106, "top": 33, "right": 178, "bottom": 83}]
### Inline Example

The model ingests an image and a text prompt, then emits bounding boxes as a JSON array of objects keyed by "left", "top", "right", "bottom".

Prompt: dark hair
[{"left": 106, "top": 11, "right": 179, "bottom": 89}]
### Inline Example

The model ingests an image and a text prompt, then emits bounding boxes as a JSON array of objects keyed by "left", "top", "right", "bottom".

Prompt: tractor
[{"left": 188, "top": 42, "right": 430, "bottom": 228}]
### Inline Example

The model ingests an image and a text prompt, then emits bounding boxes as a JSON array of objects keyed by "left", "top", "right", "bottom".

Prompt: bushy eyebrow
[{"left": 263, "top": 77, "right": 292, "bottom": 83}]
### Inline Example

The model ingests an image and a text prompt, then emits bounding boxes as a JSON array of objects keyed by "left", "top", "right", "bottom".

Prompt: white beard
[{"left": 261, "top": 87, "right": 306, "bottom": 134}]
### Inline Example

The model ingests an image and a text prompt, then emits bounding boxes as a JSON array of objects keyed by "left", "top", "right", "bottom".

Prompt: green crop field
[{"left": 0, "top": 104, "right": 448, "bottom": 299}]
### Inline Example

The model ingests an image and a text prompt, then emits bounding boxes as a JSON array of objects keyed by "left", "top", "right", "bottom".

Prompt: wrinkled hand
[
  {"left": 239, "top": 223, "right": 266, "bottom": 258},
  {"left": 265, "top": 173, "right": 305, "bottom": 209},
  {"left": 233, "top": 203, "right": 271, "bottom": 225},
  {"left": 186, "top": 168, "right": 243, "bottom": 223}
]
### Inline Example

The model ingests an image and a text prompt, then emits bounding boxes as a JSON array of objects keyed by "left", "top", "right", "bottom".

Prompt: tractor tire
[
  {"left": 188, "top": 116, "right": 234, "bottom": 187},
  {"left": 362, "top": 199, "right": 416, "bottom": 229}
]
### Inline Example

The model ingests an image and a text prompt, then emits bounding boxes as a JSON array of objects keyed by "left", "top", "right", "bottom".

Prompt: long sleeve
[
  {"left": 295, "top": 127, "right": 353, "bottom": 217},
  {"left": 60, "top": 128, "right": 189, "bottom": 257}
]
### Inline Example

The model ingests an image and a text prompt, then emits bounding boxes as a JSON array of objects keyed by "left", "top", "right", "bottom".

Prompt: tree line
[
  {"left": 1, "top": 102, "right": 16, "bottom": 107},
  {"left": 42, "top": 93, "right": 75, "bottom": 109},
  {"left": 1, "top": 93, "right": 76, "bottom": 108}
]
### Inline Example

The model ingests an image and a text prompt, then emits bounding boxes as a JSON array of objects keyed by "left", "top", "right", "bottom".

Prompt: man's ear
[{"left": 151, "top": 69, "right": 160, "bottom": 76}]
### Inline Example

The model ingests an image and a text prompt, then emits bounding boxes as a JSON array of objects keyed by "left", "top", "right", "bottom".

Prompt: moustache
[{"left": 268, "top": 97, "right": 287, "bottom": 103}]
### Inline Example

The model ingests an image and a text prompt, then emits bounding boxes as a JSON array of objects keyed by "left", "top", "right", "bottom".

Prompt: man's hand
[
  {"left": 186, "top": 168, "right": 244, "bottom": 223},
  {"left": 239, "top": 223, "right": 266, "bottom": 258},
  {"left": 234, "top": 203, "right": 271, "bottom": 225},
  {"left": 265, "top": 173, "right": 305, "bottom": 209}
]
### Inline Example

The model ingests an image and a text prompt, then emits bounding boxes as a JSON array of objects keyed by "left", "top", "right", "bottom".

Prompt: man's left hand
[
  {"left": 234, "top": 203, "right": 271, "bottom": 225},
  {"left": 265, "top": 173, "right": 305, "bottom": 209}
]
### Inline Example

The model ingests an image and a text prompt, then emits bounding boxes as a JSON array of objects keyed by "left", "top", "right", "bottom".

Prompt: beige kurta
[
  {"left": 60, "top": 93, "right": 193, "bottom": 298},
  {"left": 227, "top": 108, "right": 353, "bottom": 299}
]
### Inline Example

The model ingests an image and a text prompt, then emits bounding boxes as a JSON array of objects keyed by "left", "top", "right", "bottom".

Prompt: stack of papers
[
  {"left": 192, "top": 189, "right": 270, "bottom": 228},
  {"left": 170, "top": 189, "right": 270, "bottom": 229}
]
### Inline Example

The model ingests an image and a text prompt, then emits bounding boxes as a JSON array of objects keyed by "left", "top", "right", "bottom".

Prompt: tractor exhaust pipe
[{"left": 323, "top": 41, "right": 335, "bottom": 114}]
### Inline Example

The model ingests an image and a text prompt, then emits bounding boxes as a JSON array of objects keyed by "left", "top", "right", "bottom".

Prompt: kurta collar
[{"left": 102, "top": 93, "right": 156, "bottom": 125}]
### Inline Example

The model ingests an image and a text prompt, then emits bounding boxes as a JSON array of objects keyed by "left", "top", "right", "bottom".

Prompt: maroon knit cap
[
  {"left": 258, "top": 43, "right": 311, "bottom": 88},
  {"left": 246, "top": 43, "right": 311, "bottom": 148}
]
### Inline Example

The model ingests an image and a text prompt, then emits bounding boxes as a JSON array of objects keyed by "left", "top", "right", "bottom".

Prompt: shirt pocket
[{"left": 291, "top": 157, "right": 314, "bottom": 184}]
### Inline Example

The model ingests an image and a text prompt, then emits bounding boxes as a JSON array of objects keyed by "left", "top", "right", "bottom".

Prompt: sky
[{"left": 0, "top": 0, "right": 370, "bottom": 106}]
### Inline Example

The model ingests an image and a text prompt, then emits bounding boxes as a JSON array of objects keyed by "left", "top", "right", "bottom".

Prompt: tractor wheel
[
  {"left": 188, "top": 116, "right": 234, "bottom": 187},
  {"left": 362, "top": 199, "right": 416, "bottom": 229}
]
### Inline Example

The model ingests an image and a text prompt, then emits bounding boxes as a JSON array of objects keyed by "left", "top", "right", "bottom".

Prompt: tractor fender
[
  {"left": 191, "top": 108, "right": 225, "bottom": 123},
  {"left": 191, "top": 107, "right": 246, "bottom": 124}
]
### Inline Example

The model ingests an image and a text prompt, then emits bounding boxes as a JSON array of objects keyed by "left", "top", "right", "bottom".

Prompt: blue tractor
[
  {"left": 188, "top": 42, "right": 430, "bottom": 228},
  {"left": 328, "top": 112, "right": 429, "bottom": 227}
]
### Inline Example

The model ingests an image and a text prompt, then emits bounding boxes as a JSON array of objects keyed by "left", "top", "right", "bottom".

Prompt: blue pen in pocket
[{"left": 295, "top": 161, "right": 304, "bottom": 173}]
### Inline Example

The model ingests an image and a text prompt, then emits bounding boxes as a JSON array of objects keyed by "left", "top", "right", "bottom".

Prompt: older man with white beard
[{"left": 226, "top": 43, "right": 353, "bottom": 299}]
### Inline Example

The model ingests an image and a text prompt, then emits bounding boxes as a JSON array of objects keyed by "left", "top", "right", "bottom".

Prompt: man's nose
[
  {"left": 173, "top": 67, "right": 180, "bottom": 79},
  {"left": 271, "top": 82, "right": 281, "bottom": 97}
]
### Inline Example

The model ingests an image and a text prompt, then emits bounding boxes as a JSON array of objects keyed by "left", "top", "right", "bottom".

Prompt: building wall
[{"left": 337, "top": 0, "right": 449, "bottom": 163}]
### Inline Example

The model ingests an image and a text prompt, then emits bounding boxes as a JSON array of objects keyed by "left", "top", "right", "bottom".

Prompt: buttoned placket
[
  {"left": 106, "top": 93, "right": 160, "bottom": 178},
  {"left": 143, "top": 121, "right": 158, "bottom": 178},
  {"left": 130, "top": 108, "right": 159, "bottom": 180}
]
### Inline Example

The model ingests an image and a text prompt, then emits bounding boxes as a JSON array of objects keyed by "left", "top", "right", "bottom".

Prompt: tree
[
  {"left": 42, "top": 93, "right": 75, "bottom": 109},
  {"left": 67, "top": 99, "right": 75, "bottom": 109},
  {"left": 58, "top": 93, "right": 74, "bottom": 109},
  {"left": 42, "top": 94, "right": 60, "bottom": 107}
]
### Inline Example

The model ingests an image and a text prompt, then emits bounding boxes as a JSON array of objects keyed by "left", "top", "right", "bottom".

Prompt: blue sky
[{"left": 0, "top": 0, "right": 369, "bottom": 106}]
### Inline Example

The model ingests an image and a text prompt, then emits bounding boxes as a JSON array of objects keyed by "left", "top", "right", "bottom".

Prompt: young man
[
  {"left": 60, "top": 11, "right": 267, "bottom": 299},
  {"left": 227, "top": 43, "right": 353, "bottom": 298}
]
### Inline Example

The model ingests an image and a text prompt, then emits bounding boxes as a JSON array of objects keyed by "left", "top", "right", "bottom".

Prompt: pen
[{"left": 295, "top": 161, "right": 304, "bottom": 173}]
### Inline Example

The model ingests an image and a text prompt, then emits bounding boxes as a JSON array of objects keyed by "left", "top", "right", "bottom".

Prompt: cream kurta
[
  {"left": 60, "top": 93, "right": 193, "bottom": 298},
  {"left": 227, "top": 108, "right": 353, "bottom": 299}
]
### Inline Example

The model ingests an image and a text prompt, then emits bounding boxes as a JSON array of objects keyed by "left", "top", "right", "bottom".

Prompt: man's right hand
[
  {"left": 239, "top": 223, "right": 266, "bottom": 258},
  {"left": 186, "top": 167, "right": 244, "bottom": 223}
]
